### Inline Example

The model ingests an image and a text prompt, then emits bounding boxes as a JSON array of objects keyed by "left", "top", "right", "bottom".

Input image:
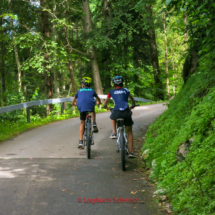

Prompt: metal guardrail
[{"left": 0, "top": 95, "right": 151, "bottom": 123}]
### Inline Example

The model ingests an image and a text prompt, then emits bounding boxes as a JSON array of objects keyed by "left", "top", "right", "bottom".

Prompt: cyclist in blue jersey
[
  {"left": 103, "top": 76, "right": 136, "bottom": 158},
  {"left": 72, "top": 77, "right": 101, "bottom": 149}
]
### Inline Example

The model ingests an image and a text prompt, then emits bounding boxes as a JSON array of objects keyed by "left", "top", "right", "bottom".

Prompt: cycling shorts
[
  {"left": 110, "top": 109, "right": 133, "bottom": 126},
  {"left": 80, "top": 110, "right": 94, "bottom": 121}
]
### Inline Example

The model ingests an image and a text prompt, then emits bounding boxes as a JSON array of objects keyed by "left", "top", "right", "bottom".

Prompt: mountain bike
[
  {"left": 83, "top": 112, "right": 94, "bottom": 159},
  {"left": 115, "top": 116, "right": 128, "bottom": 171},
  {"left": 103, "top": 105, "right": 139, "bottom": 171}
]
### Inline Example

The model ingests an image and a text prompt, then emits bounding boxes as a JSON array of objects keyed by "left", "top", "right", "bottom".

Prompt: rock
[
  {"left": 153, "top": 189, "right": 167, "bottom": 197},
  {"left": 177, "top": 139, "right": 193, "bottom": 161},
  {"left": 161, "top": 195, "right": 167, "bottom": 202},
  {"left": 189, "top": 137, "right": 194, "bottom": 144},
  {"left": 152, "top": 159, "right": 156, "bottom": 169}
]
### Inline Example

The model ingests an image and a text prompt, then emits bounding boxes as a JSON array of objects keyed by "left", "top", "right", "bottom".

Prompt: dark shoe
[
  {"left": 128, "top": 152, "right": 137, "bottom": 158},
  {"left": 78, "top": 140, "right": 84, "bottom": 149},
  {"left": 109, "top": 132, "right": 117, "bottom": 139},
  {"left": 93, "top": 122, "right": 99, "bottom": 133}
]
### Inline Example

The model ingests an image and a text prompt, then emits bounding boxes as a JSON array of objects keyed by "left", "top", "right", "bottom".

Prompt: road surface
[{"left": 0, "top": 103, "right": 166, "bottom": 215}]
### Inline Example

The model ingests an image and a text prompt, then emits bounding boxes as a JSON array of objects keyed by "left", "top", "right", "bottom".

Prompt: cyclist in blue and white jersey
[
  {"left": 72, "top": 77, "right": 101, "bottom": 149},
  {"left": 103, "top": 76, "right": 136, "bottom": 158}
]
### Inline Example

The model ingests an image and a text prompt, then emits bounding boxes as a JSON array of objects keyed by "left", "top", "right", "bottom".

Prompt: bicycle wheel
[
  {"left": 120, "top": 129, "right": 126, "bottom": 171},
  {"left": 86, "top": 119, "right": 91, "bottom": 159}
]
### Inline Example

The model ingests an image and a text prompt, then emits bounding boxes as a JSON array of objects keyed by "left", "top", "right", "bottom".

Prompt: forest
[
  {"left": 1, "top": 0, "right": 215, "bottom": 214},
  {"left": 0, "top": 0, "right": 185, "bottom": 113}
]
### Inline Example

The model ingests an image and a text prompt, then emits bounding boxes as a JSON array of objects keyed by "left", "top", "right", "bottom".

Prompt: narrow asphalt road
[{"left": 0, "top": 103, "right": 166, "bottom": 215}]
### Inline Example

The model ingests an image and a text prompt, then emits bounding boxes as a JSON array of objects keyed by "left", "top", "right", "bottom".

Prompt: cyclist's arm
[
  {"left": 128, "top": 94, "right": 136, "bottom": 108},
  {"left": 96, "top": 95, "right": 101, "bottom": 105},
  {"left": 71, "top": 97, "right": 77, "bottom": 106},
  {"left": 103, "top": 97, "right": 110, "bottom": 108}
]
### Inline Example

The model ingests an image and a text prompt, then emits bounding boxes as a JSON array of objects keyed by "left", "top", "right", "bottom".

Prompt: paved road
[{"left": 0, "top": 103, "right": 166, "bottom": 215}]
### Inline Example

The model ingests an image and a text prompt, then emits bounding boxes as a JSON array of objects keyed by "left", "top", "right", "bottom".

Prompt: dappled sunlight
[
  {"left": 0, "top": 162, "right": 56, "bottom": 181},
  {"left": 0, "top": 167, "right": 25, "bottom": 178},
  {"left": 135, "top": 106, "right": 150, "bottom": 110},
  {"left": 0, "top": 171, "right": 16, "bottom": 178}
]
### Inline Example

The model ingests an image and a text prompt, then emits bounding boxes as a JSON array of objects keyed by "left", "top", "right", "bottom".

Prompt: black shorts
[
  {"left": 110, "top": 109, "right": 133, "bottom": 126},
  {"left": 80, "top": 111, "right": 94, "bottom": 121}
]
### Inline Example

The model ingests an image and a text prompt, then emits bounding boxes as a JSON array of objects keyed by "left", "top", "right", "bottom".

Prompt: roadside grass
[{"left": 0, "top": 100, "right": 163, "bottom": 142}]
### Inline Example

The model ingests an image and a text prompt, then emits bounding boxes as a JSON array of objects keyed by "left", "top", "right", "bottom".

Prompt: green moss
[{"left": 143, "top": 68, "right": 215, "bottom": 214}]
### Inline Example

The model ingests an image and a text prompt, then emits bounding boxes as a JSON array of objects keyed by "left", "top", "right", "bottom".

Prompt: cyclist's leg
[
  {"left": 126, "top": 126, "right": 133, "bottom": 152},
  {"left": 110, "top": 110, "right": 118, "bottom": 138},
  {"left": 124, "top": 110, "right": 136, "bottom": 158},
  {"left": 91, "top": 111, "right": 96, "bottom": 123},
  {"left": 111, "top": 120, "right": 117, "bottom": 133},
  {"left": 91, "top": 110, "right": 99, "bottom": 132},
  {"left": 79, "top": 120, "right": 85, "bottom": 141},
  {"left": 80, "top": 112, "right": 87, "bottom": 140}
]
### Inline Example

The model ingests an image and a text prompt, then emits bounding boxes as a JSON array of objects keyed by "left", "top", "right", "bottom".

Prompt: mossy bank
[{"left": 143, "top": 67, "right": 215, "bottom": 214}]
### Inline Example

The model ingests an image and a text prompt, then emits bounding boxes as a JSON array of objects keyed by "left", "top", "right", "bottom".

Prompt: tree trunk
[
  {"left": 0, "top": 17, "right": 6, "bottom": 104},
  {"left": 52, "top": 0, "right": 60, "bottom": 98},
  {"left": 104, "top": 0, "right": 111, "bottom": 36},
  {"left": 8, "top": 0, "right": 22, "bottom": 94},
  {"left": 82, "top": 0, "right": 103, "bottom": 95},
  {"left": 64, "top": 25, "right": 77, "bottom": 94},
  {"left": 164, "top": 13, "right": 169, "bottom": 96},
  {"left": 41, "top": 0, "right": 53, "bottom": 115},
  {"left": 103, "top": 0, "right": 112, "bottom": 91},
  {"left": 183, "top": 12, "right": 188, "bottom": 42},
  {"left": 172, "top": 62, "right": 175, "bottom": 95},
  {"left": 182, "top": 12, "right": 198, "bottom": 83},
  {"left": 146, "top": 4, "right": 164, "bottom": 100}
]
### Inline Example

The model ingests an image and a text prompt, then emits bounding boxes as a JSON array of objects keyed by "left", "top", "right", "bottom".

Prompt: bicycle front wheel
[
  {"left": 86, "top": 120, "right": 91, "bottom": 159},
  {"left": 120, "top": 129, "right": 126, "bottom": 171}
]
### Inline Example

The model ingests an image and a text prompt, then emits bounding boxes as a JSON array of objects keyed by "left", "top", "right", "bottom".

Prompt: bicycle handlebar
[{"left": 102, "top": 105, "right": 140, "bottom": 111}]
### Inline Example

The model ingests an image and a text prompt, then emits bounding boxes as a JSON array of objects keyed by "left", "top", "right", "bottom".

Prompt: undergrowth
[{"left": 143, "top": 57, "right": 215, "bottom": 214}]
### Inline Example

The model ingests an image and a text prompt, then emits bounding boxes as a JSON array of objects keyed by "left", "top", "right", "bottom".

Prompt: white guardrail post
[{"left": 0, "top": 95, "right": 151, "bottom": 123}]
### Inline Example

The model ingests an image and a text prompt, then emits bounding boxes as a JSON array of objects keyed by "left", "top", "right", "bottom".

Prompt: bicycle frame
[
  {"left": 116, "top": 121, "right": 129, "bottom": 154},
  {"left": 83, "top": 112, "right": 94, "bottom": 159}
]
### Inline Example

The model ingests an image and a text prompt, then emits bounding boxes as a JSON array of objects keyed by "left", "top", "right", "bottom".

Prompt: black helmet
[{"left": 112, "top": 76, "right": 124, "bottom": 85}]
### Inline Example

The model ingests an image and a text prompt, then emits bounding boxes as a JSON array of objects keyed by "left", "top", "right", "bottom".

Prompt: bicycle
[
  {"left": 83, "top": 112, "right": 94, "bottom": 159},
  {"left": 103, "top": 105, "right": 139, "bottom": 171},
  {"left": 116, "top": 116, "right": 128, "bottom": 171}
]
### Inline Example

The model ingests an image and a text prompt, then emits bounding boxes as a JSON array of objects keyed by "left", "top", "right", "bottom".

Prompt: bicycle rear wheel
[
  {"left": 86, "top": 119, "right": 91, "bottom": 159},
  {"left": 120, "top": 129, "right": 126, "bottom": 171}
]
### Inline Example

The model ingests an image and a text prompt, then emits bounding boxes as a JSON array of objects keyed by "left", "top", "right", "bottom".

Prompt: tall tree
[
  {"left": 0, "top": 17, "right": 6, "bottom": 104},
  {"left": 40, "top": 0, "right": 53, "bottom": 114},
  {"left": 52, "top": 0, "right": 60, "bottom": 98},
  {"left": 82, "top": 0, "right": 103, "bottom": 95},
  {"left": 103, "top": 0, "right": 112, "bottom": 92},
  {"left": 64, "top": 0, "right": 77, "bottom": 94},
  {"left": 163, "top": 12, "right": 169, "bottom": 96},
  {"left": 146, "top": 3, "right": 164, "bottom": 100},
  {"left": 8, "top": 0, "right": 22, "bottom": 94}
]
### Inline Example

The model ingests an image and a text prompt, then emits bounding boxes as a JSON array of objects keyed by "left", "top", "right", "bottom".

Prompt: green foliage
[{"left": 143, "top": 53, "right": 215, "bottom": 214}]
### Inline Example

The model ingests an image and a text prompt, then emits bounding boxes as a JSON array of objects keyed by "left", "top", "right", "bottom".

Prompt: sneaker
[
  {"left": 128, "top": 152, "right": 137, "bottom": 158},
  {"left": 93, "top": 122, "right": 99, "bottom": 133},
  {"left": 109, "top": 132, "right": 117, "bottom": 139},
  {"left": 91, "top": 140, "right": 94, "bottom": 145},
  {"left": 78, "top": 140, "right": 84, "bottom": 149}
]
